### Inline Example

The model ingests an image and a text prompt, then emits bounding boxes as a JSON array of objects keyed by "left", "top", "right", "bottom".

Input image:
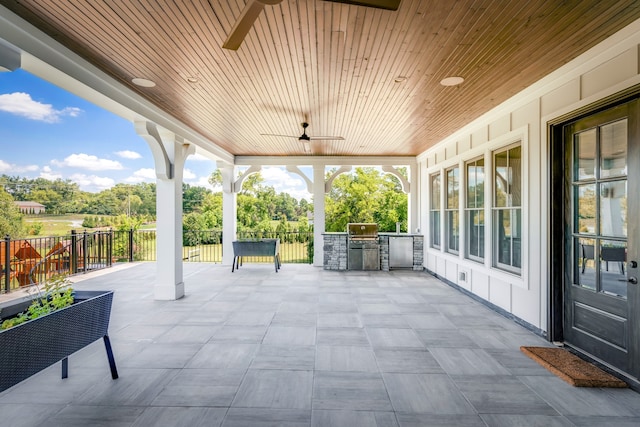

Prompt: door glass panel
[
  {"left": 599, "top": 181, "right": 627, "bottom": 238},
  {"left": 575, "top": 129, "right": 596, "bottom": 180},
  {"left": 577, "top": 238, "right": 596, "bottom": 290},
  {"left": 600, "top": 240, "right": 627, "bottom": 298},
  {"left": 576, "top": 184, "right": 596, "bottom": 234},
  {"left": 600, "top": 119, "right": 627, "bottom": 178}
]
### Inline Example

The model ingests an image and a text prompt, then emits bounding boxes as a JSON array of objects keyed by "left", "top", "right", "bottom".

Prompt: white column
[
  {"left": 218, "top": 162, "right": 237, "bottom": 266},
  {"left": 313, "top": 164, "right": 325, "bottom": 267},
  {"left": 135, "top": 120, "right": 193, "bottom": 300},
  {"left": 409, "top": 165, "right": 419, "bottom": 233}
]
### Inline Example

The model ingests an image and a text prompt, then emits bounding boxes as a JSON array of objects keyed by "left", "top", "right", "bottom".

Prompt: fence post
[
  {"left": 83, "top": 230, "right": 89, "bottom": 273},
  {"left": 3, "top": 235, "right": 10, "bottom": 293},
  {"left": 70, "top": 230, "right": 78, "bottom": 274},
  {"left": 107, "top": 229, "right": 113, "bottom": 266},
  {"left": 128, "top": 228, "right": 134, "bottom": 262}
]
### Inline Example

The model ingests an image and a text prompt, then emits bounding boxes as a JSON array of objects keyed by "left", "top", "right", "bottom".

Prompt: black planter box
[
  {"left": 0, "top": 290, "right": 118, "bottom": 393},
  {"left": 232, "top": 239, "right": 281, "bottom": 272}
]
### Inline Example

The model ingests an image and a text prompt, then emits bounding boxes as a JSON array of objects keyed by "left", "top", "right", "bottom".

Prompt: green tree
[
  {"left": 325, "top": 167, "right": 408, "bottom": 232},
  {"left": 0, "top": 188, "right": 24, "bottom": 237}
]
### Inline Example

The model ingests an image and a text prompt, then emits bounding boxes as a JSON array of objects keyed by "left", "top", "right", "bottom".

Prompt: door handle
[{"left": 629, "top": 276, "right": 638, "bottom": 285}]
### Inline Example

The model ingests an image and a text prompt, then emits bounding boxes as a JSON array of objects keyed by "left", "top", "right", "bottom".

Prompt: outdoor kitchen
[{"left": 323, "top": 223, "right": 423, "bottom": 271}]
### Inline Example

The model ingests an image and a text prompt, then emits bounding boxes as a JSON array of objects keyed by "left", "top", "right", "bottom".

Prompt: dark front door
[{"left": 563, "top": 100, "right": 640, "bottom": 379}]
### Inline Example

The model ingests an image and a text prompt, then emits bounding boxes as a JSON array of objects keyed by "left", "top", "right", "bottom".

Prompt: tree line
[{"left": 0, "top": 167, "right": 408, "bottom": 238}]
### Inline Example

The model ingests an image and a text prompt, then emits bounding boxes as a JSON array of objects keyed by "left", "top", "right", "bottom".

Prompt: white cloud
[
  {"left": 193, "top": 175, "right": 216, "bottom": 190},
  {"left": 183, "top": 168, "right": 196, "bottom": 180},
  {"left": 39, "top": 166, "right": 62, "bottom": 181},
  {"left": 0, "top": 159, "right": 39, "bottom": 173},
  {"left": 51, "top": 153, "right": 123, "bottom": 171},
  {"left": 124, "top": 168, "right": 156, "bottom": 183},
  {"left": 261, "top": 166, "right": 311, "bottom": 201},
  {"left": 187, "top": 153, "right": 212, "bottom": 162},
  {"left": 0, "top": 92, "right": 82, "bottom": 123},
  {"left": 115, "top": 150, "right": 142, "bottom": 159},
  {"left": 69, "top": 173, "right": 115, "bottom": 191}
]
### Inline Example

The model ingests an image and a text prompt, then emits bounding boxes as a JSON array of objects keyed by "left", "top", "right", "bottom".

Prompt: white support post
[
  {"left": 135, "top": 120, "right": 193, "bottom": 300},
  {"left": 218, "top": 161, "right": 237, "bottom": 266},
  {"left": 409, "top": 165, "right": 419, "bottom": 233},
  {"left": 313, "top": 164, "right": 325, "bottom": 267}
]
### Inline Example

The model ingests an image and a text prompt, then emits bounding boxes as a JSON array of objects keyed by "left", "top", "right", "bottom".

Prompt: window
[
  {"left": 430, "top": 173, "right": 441, "bottom": 249},
  {"left": 446, "top": 167, "right": 459, "bottom": 254},
  {"left": 493, "top": 144, "right": 522, "bottom": 273},
  {"left": 466, "top": 157, "right": 485, "bottom": 262}
]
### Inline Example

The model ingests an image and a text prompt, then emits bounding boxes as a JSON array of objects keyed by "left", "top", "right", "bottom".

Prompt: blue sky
[{"left": 0, "top": 70, "right": 311, "bottom": 200}]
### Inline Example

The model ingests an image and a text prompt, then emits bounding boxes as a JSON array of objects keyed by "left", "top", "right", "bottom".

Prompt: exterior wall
[
  {"left": 322, "top": 233, "right": 347, "bottom": 270},
  {"left": 417, "top": 19, "right": 640, "bottom": 333}
]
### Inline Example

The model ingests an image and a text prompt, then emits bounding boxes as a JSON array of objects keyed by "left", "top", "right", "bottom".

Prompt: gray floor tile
[
  {"left": 565, "top": 416, "right": 640, "bottom": 426},
  {"left": 366, "top": 328, "right": 424, "bottom": 348},
  {"left": 251, "top": 345, "right": 316, "bottom": 370},
  {"left": 232, "top": 369, "right": 313, "bottom": 409},
  {"left": 415, "top": 329, "right": 480, "bottom": 348},
  {"left": 211, "top": 325, "right": 267, "bottom": 343},
  {"left": 361, "top": 314, "right": 411, "bottom": 328},
  {"left": 225, "top": 311, "right": 275, "bottom": 326},
  {"left": 403, "top": 313, "right": 457, "bottom": 329},
  {"left": 0, "top": 403, "right": 65, "bottom": 427},
  {"left": 358, "top": 303, "right": 399, "bottom": 314},
  {"left": 133, "top": 407, "right": 227, "bottom": 427},
  {"left": 315, "top": 345, "right": 378, "bottom": 372},
  {"left": 151, "top": 369, "right": 245, "bottom": 406},
  {"left": 480, "top": 414, "right": 575, "bottom": 427},
  {"left": 455, "top": 375, "right": 559, "bottom": 415},
  {"left": 46, "top": 404, "right": 145, "bottom": 427},
  {"left": 318, "top": 312, "right": 363, "bottom": 328},
  {"left": 313, "top": 371, "right": 393, "bottom": 411},
  {"left": 263, "top": 326, "right": 316, "bottom": 346},
  {"left": 429, "top": 348, "right": 511, "bottom": 376},
  {"left": 6, "top": 264, "right": 639, "bottom": 427},
  {"left": 317, "top": 327, "right": 370, "bottom": 346},
  {"left": 187, "top": 342, "right": 259, "bottom": 369},
  {"left": 520, "top": 375, "right": 640, "bottom": 416},
  {"left": 383, "top": 373, "right": 476, "bottom": 414},
  {"left": 396, "top": 413, "right": 487, "bottom": 426},
  {"left": 272, "top": 312, "right": 317, "bottom": 326},
  {"left": 222, "top": 408, "right": 311, "bottom": 427},
  {"left": 76, "top": 368, "right": 177, "bottom": 406},
  {"left": 374, "top": 349, "right": 443, "bottom": 373},
  {"left": 121, "top": 343, "right": 202, "bottom": 368},
  {"left": 312, "top": 409, "right": 398, "bottom": 427}
]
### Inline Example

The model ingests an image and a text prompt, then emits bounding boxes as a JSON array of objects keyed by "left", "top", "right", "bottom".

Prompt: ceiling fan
[
  {"left": 261, "top": 122, "right": 344, "bottom": 142},
  {"left": 222, "top": 0, "right": 401, "bottom": 50}
]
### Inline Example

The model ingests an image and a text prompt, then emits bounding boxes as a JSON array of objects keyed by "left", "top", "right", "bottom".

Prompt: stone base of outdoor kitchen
[{"left": 322, "top": 233, "right": 423, "bottom": 271}]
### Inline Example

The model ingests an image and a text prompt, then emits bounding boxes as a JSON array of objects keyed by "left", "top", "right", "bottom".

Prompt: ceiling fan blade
[
  {"left": 323, "top": 0, "right": 401, "bottom": 11},
  {"left": 222, "top": 0, "right": 266, "bottom": 50},
  {"left": 309, "top": 136, "right": 345, "bottom": 140},
  {"left": 260, "top": 133, "right": 298, "bottom": 138}
]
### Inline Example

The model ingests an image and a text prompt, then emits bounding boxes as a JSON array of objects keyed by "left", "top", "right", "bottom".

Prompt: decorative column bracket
[
  {"left": 234, "top": 165, "right": 262, "bottom": 193},
  {"left": 325, "top": 165, "right": 352, "bottom": 193},
  {"left": 382, "top": 165, "right": 410, "bottom": 193},
  {"left": 134, "top": 120, "right": 173, "bottom": 179},
  {"left": 286, "top": 165, "right": 313, "bottom": 193}
]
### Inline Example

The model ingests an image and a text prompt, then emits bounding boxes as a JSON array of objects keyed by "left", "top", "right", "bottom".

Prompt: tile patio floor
[{"left": 1, "top": 262, "right": 640, "bottom": 426}]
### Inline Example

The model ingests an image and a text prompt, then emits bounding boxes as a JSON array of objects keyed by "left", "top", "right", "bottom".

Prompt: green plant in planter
[{"left": 1, "top": 275, "right": 74, "bottom": 330}]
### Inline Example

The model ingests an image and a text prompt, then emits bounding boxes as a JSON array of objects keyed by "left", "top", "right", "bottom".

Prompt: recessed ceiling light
[
  {"left": 440, "top": 76, "right": 464, "bottom": 86},
  {"left": 394, "top": 76, "right": 407, "bottom": 83},
  {"left": 186, "top": 76, "right": 199, "bottom": 83},
  {"left": 132, "top": 78, "right": 156, "bottom": 87}
]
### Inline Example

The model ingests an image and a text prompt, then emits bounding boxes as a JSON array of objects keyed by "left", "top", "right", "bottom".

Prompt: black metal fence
[{"left": 2, "top": 229, "right": 313, "bottom": 293}]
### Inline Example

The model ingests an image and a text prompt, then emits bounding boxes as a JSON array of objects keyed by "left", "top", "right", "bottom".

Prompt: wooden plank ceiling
[{"left": 4, "top": 0, "right": 640, "bottom": 157}]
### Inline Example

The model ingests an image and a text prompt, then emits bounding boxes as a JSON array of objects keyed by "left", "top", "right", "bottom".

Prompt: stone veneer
[{"left": 322, "top": 233, "right": 424, "bottom": 271}]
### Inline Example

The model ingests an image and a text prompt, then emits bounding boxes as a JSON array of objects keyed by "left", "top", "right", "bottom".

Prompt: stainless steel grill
[{"left": 347, "top": 223, "right": 380, "bottom": 270}]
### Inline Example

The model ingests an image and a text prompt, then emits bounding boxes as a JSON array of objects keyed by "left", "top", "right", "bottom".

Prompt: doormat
[{"left": 520, "top": 346, "right": 627, "bottom": 388}]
